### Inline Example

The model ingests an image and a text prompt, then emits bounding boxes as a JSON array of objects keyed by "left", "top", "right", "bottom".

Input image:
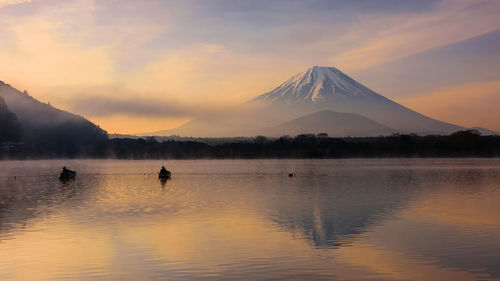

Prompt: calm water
[{"left": 1, "top": 159, "right": 500, "bottom": 281}]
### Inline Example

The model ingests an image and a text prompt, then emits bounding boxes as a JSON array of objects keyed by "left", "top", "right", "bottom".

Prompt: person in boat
[{"left": 159, "top": 166, "right": 171, "bottom": 177}]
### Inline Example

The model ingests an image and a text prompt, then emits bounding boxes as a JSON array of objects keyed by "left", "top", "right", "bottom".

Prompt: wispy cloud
[
  {"left": 67, "top": 94, "right": 257, "bottom": 133},
  {"left": 68, "top": 92, "right": 253, "bottom": 118},
  {"left": 0, "top": 0, "right": 32, "bottom": 8},
  {"left": 353, "top": 29, "right": 500, "bottom": 98},
  {"left": 331, "top": 0, "right": 500, "bottom": 71},
  {"left": 71, "top": 96, "right": 203, "bottom": 118}
]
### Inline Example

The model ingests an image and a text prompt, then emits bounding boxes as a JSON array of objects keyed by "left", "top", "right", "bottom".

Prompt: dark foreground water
[{"left": 1, "top": 159, "right": 500, "bottom": 281}]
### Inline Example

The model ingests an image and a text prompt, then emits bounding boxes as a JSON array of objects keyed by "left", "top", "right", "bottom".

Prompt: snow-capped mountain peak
[
  {"left": 252, "top": 66, "right": 380, "bottom": 104},
  {"left": 158, "top": 65, "right": 464, "bottom": 137}
]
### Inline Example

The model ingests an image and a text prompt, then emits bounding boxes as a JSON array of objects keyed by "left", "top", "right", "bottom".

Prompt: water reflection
[
  {"left": 332, "top": 167, "right": 500, "bottom": 281},
  {"left": 0, "top": 174, "right": 101, "bottom": 241},
  {"left": 159, "top": 178, "right": 170, "bottom": 189},
  {"left": 257, "top": 169, "right": 420, "bottom": 247},
  {"left": 0, "top": 159, "right": 499, "bottom": 281}
]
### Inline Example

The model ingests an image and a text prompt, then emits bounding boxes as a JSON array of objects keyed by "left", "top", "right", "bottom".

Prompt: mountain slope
[
  {"left": 261, "top": 110, "right": 396, "bottom": 137},
  {"left": 0, "top": 81, "right": 93, "bottom": 126},
  {"left": 143, "top": 110, "right": 268, "bottom": 137},
  {"left": 0, "top": 81, "right": 107, "bottom": 154}
]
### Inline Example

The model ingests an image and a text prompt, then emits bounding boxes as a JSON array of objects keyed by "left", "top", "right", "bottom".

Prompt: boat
[
  {"left": 59, "top": 167, "right": 76, "bottom": 180},
  {"left": 159, "top": 170, "right": 171, "bottom": 179},
  {"left": 59, "top": 170, "right": 76, "bottom": 180},
  {"left": 159, "top": 166, "right": 171, "bottom": 179}
]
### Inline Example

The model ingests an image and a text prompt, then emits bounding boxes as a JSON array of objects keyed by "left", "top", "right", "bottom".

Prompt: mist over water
[{"left": 1, "top": 159, "right": 500, "bottom": 280}]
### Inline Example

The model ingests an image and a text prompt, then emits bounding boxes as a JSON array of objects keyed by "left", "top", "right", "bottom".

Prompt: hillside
[{"left": 0, "top": 81, "right": 108, "bottom": 156}]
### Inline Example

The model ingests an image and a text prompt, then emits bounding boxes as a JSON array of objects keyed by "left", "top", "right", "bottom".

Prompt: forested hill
[
  {"left": 0, "top": 81, "right": 107, "bottom": 156},
  {"left": 0, "top": 96, "right": 22, "bottom": 143}
]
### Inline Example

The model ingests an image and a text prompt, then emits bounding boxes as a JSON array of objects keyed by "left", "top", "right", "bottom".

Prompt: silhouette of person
[{"left": 160, "top": 166, "right": 166, "bottom": 173}]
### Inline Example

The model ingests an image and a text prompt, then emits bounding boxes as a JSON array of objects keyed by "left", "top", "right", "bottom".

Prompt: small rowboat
[
  {"left": 59, "top": 170, "right": 76, "bottom": 180},
  {"left": 159, "top": 171, "right": 171, "bottom": 179}
]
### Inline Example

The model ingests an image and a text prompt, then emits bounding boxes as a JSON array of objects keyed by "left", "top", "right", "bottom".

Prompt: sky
[{"left": 0, "top": 0, "right": 499, "bottom": 133}]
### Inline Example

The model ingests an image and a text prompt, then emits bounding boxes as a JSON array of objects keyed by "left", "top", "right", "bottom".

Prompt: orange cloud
[
  {"left": 0, "top": 19, "right": 114, "bottom": 99},
  {"left": 126, "top": 43, "right": 305, "bottom": 104}
]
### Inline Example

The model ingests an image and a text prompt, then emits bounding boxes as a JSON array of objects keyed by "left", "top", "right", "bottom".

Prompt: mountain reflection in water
[{"left": 0, "top": 159, "right": 499, "bottom": 281}]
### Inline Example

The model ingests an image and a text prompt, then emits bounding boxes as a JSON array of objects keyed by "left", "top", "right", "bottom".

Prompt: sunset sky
[{"left": 0, "top": 0, "right": 499, "bottom": 134}]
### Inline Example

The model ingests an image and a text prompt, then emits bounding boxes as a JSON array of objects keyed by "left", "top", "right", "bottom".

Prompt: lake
[{"left": 1, "top": 159, "right": 500, "bottom": 281}]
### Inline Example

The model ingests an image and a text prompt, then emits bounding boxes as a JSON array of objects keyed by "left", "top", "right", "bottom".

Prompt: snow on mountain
[{"left": 252, "top": 66, "right": 381, "bottom": 104}]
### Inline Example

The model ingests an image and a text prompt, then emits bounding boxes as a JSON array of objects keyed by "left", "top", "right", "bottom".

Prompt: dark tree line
[
  {"left": 2, "top": 130, "right": 500, "bottom": 159},
  {"left": 0, "top": 96, "right": 22, "bottom": 143}
]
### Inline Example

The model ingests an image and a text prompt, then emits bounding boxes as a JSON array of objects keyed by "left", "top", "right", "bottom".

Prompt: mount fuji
[{"left": 147, "top": 66, "right": 464, "bottom": 137}]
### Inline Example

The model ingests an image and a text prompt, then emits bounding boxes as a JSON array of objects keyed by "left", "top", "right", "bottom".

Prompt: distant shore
[{"left": 2, "top": 130, "right": 500, "bottom": 160}]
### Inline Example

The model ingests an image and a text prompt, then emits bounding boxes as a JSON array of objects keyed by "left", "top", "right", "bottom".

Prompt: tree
[{"left": 0, "top": 97, "right": 22, "bottom": 143}]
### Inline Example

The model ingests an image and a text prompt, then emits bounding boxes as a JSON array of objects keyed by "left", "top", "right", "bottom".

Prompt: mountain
[
  {"left": 261, "top": 110, "right": 396, "bottom": 137},
  {"left": 1, "top": 81, "right": 93, "bottom": 127},
  {"left": 251, "top": 66, "right": 464, "bottom": 134},
  {"left": 0, "top": 81, "right": 107, "bottom": 155},
  {"left": 146, "top": 66, "right": 464, "bottom": 137}
]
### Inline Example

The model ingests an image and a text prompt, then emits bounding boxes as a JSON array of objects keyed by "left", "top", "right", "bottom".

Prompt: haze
[{"left": 0, "top": 0, "right": 499, "bottom": 134}]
